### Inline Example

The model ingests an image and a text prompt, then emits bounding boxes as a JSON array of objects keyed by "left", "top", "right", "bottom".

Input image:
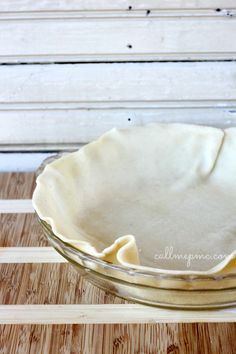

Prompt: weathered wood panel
[
  {"left": 1, "top": 108, "right": 236, "bottom": 150},
  {"left": 2, "top": 63, "right": 235, "bottom": 104},
  {"left": 0, "top": 0, "right": 235, "bottom": 12},
  {"left": 0, "top": 16, "right": 236, "bottom": 63},
  {"left": 1, "top": 62, "right": 236, "bottom": 151}
]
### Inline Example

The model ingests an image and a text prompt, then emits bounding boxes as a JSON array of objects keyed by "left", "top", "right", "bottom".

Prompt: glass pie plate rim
[{"left": 35, "top": 153, "right": 236, "bottom": 308}]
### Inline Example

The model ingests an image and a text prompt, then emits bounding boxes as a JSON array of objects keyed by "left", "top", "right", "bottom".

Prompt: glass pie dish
[{"left": 33, "top": 123, "right": 236, "bottom": 309}]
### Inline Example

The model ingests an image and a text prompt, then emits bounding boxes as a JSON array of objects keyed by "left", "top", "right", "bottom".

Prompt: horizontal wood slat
[
  {"left": 1, "top": 10, "right": 236, "bottom": 20},
  {"left": 0, "top": 247, "right": 65, "bottom": 263},
  {"left": 1, "top": 304, "right": 236, "bottom": 324},
  {"left": 0, "top": 0, "right": 235, "bottom": 12},
  {"left": 1, "top": 62, "right": 236, "bottom": 151},
  {"left": 1, "top": 62, "right": 235, "bottom": 105},
  {"left": 1, "top": 108, "right": 236, "bottom": 151},
  {"left": 0, "top": 17, "right": 236, "bottom": 63},
  {"left": 0, "top": 199, "right": 33, "bottom": 213}
]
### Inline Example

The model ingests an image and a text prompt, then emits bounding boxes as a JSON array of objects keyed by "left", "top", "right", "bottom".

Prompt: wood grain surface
[{"left": 1, "top": 173, "right": 236, "bottom": 353}]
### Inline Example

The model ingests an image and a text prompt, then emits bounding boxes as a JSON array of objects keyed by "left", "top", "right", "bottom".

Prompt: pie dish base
[{"left": 42, "top": 217, "right": 236, "bottom": 309}]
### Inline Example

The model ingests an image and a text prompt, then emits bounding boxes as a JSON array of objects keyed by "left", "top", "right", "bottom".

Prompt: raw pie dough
[{"left": 33, "top": 123, "right": 236, "bottom": 275}]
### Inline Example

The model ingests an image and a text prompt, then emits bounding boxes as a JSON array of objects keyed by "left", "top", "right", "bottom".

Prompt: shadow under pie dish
[{"left": 33, "top": 123, "right": 236, "bottom": 308}]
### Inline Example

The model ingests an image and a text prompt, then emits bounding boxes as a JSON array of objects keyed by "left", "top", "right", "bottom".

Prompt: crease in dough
[{"left": 208, "top": 129, "right": 226, "bottom": 175}]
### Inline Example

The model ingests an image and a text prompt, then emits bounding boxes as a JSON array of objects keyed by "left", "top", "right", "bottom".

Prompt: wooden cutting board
[{"left": 1, "top": 172, "right": 236, "bottom": 354}]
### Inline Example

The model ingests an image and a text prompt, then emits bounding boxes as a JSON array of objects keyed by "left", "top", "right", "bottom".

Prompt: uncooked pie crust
[{"left": 33, "top": 123, "right": 236, "bottom": 276}]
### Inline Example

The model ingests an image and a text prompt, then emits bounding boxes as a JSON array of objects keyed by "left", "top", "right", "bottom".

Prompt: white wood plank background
[
  {"left": 0, "top": 108, "right": 236, "bottom": 151},
  {"left": 0, "top": 15, "right": 236, "bottom": 63},
  {"left": 0, "top": 62, "right": 236, "bottom": 151},
  {"left": 0, "top": 0, "right": 235, "bottom": 63},
  {"left": 2, "top": 62, "right": 236, "bottom": 104},
  {"left": 0, "top": 0, "right": 235, "bottom": 12}
]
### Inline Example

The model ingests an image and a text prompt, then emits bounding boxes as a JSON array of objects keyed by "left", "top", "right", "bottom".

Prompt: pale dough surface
[{"left": 33, "top": 123, "right": 236, "bottom": 274}]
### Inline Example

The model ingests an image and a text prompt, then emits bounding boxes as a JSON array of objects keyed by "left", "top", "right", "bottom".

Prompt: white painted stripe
[
  {"left": 0, "top": 304, "right": 236, "bottom": 324},
  {"left": 0, "top": 199, "right": 34, "bottom": 213},
  {"left": 0, "top": 0, "right": 234, "bottom": 12},
  {"left": 0, "top": 108, "right": 235, "bottom": 149},
  {"left": 1, "top": 62, "right": 236, "bottom": 152},
  {"left": 1, "top": 9, "right": 235, "bottom": 20},
  {"left": 1, "top": 17, "right": 236, "bottom": 62},
  {"left": 0, "top": 153, "right": 53, "bottom": 172},
  {"left": 1, "top": 63, "right": 236, "bottom": 104},
  {"left": 0, "top": 247, "right": 66, "bottom": 263}
]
